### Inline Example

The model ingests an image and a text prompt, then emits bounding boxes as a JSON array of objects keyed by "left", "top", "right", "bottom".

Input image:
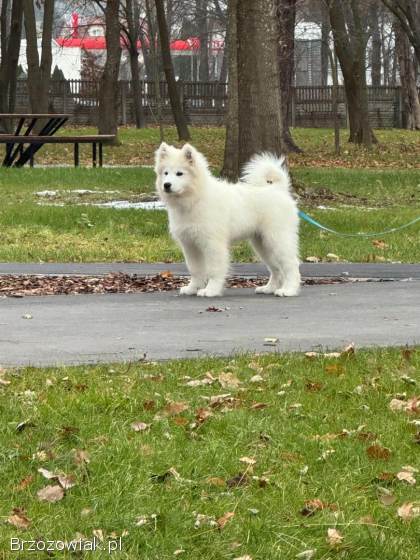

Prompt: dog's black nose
[{"left": 164, "top": 182, "right": 172, "bottom": 192}]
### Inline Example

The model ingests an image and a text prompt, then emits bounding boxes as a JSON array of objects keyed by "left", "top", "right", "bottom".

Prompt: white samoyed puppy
[{"left": 155, "top": 143, "right": 301, "bottom": 298}]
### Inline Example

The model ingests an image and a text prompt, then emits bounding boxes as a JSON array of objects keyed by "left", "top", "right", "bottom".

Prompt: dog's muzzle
[{"left": 164, "top": 182, "right": 172, "bottom": 192}]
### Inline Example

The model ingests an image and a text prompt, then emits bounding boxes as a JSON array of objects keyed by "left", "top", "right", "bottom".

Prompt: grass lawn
[
  {"left": 1, "top": 348, "right": 419, "bottom": 559},
  {"left": 0, "top": 165, "right": 419, "bottom": 263},
  {"left": 0, "top": 127, "right": 418, "bottom": 263}
]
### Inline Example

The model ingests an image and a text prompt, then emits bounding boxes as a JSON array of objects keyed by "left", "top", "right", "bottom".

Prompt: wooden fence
[{"left": 13, "top": 79, "right": 413, "bottom": 128}]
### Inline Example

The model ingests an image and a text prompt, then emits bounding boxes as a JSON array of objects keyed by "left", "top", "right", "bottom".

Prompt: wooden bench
[{"left": 0, "top": 134, "right": 116, "bottom": 167}]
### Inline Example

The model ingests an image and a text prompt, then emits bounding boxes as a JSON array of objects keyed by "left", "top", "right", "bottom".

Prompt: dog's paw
[
  {"left": 274, "top": 286, "right": 300, "bottom": 297},
  {"left": 255, "top": 285, "right": 275, "bottom": 295},
  {"left": 180, "top": 285, "right": 198, "bottom": 296},
  {"left": 197, "top": 288, "right": 223, "bottom": 298}
]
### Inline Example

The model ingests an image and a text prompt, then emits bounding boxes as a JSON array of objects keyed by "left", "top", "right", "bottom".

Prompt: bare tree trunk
[
  {"left": 328, "top": 0, "right": 377, "bottom": 146},
  {"left": 23, "top": 0, "right": 54, "bottom": 114},
  {"left": 196, "top": 0, "right": 210, "bottom": 81},
  {"left": 146, "top": 0, "right": 164, "bottom": 140},
  {"left": 98, "top": 0, "right": 122, "bottom": 139},
  {"left": 236, "top": 0, "right": 286, "bottom": 168},
  {"left": 126, "top": 0, "right": 145, "bottom": 128},
  {"left": 370, "top": 2, "right": 382, "bottom": 86},
  {"left": 321, "top": 5, "right": 330, "bottom": 85},
  {"left": 276, "top": 0, "right": 301, "bottom": 153},
  {"left": 221, "top": 0, "right": 239, "bottom": 179},
  {"left": 328, "top": 47, "right": 340, "bottom": 154},
  {"left": 155, "top": 0, "right": 191, "bottom": 140},
  {"left": 0, "top": 0, "right": 23, "bottom": 120},
  {"left": 395, "top": 20, "right": 420, "bottom": 129}
]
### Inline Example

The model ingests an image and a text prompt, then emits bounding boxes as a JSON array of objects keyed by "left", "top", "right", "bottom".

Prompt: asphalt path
[{"left": 1, "top": 278, "right": 419, "bottom": 367}]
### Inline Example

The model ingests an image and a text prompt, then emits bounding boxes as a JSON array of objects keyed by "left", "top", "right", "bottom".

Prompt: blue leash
[{"left": 298, "top": 210, "right": 420, "bottom": 238}]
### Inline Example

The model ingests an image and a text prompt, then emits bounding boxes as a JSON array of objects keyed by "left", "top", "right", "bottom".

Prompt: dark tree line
[{"left": 0, "top": 0, "right": 419, "bottom": 151}]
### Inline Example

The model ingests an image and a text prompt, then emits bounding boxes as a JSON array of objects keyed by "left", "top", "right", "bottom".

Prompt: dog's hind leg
[
  {"left": 179, "top": 242, "right": 207, "bottom": 295},
  {"left": 251, "top": 235, "right": 282, "bottom": 294},
  {"left": 197, "top": 243, "right": 229, "bottom": 297},
  {"left": 271, "top": 233, "right": 301, "bottom": 297}
]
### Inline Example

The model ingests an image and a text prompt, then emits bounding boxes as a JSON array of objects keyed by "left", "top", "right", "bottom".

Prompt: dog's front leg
[
  {"left": 197, "top": 244, "right": 229, "bottom": 298},
  {"left": 179, "top": 242, "right": 207, "bottom": 295}
]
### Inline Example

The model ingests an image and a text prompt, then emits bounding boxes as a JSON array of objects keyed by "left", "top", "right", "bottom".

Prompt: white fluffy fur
[{"left": 155, "top": 143, "right": 301, "bottom": 298}]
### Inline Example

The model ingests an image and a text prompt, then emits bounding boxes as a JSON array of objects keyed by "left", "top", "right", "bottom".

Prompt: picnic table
[{"left": 0, "top": 114, "right": 115, "bottom": 167}]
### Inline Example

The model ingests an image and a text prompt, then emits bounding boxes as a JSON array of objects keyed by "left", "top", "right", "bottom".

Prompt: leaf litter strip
[{"left": 0, "top": 273, "right": 400, "bottom": 298}]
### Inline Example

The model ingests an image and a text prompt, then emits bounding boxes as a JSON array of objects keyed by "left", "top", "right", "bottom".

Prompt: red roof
[{"left": 56, "top": 37, "right": 202, "bottom": 51}]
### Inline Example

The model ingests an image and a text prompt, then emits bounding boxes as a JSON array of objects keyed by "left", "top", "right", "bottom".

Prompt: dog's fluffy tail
[{"left": 241, "top": 153, "right": 290, "bottom": 191}]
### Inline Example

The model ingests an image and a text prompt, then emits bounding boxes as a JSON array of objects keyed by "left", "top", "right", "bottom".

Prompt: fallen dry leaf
[
  {"left": 300, "top": 499, "right": 337, "bottom": 516},
  {"left": 38, "top": 468, "right": 56, "bottom": 480},
  {"left": 296, "top": 551, "right": 316, "bottom": 560},
  {"left": 185, "top": 377, "right": 214, "bottom": 387},
  {"left": 264, "top": 337, "right": 279, "bottom": 346},
  {"left": 396, "top": 466, "right": 417, "bottom": 485},
  {"left": 372, "top": 239, "right": 388, "bottom": 249},
  {"left": 233, "top": 556, "right": 253, "bottom": 560},
  {"left": 206, "top": 393, "right": 239, "bottom": 408},
  {"left": 218, "top": 372, "right": 241, "bottom": 389},
  {"left": 8, "top": 508, "right": 31, "bottom": 529},
  {"left": 226, "top": 472, "right": 249, "bottom": 488},
  {"left": 143, "top": 399, "right": 156, "bottom": 410},
  {"left": 367, "top": 444, "right": 391, "bottom": 460},
  {"left": 326, "top": 528, "right": 344, "bottom": 546},
  {"left": 163, "top": 401, "right": 189, "bottom": 416},
  {"left": 378, "top": 488, "right": 397, "bottom": 506},
  {"left": 0, "top": 375, "right": 11, "bottom": 386},
  {"left": 37, "top": 484, "right": 65, "bottom": 503},
  {"left": 38, "top": 468, "right": 76, "bottom": 489},
  {"left": 250, "top": 402, "right": 268, "bottom": 410},
  {"left": 74, "top": 449, "right": 90, "bottom": 465},
  {"left": 93, "top": 529, "right": 104, "bottom": 541},
  {"left": 173, "top": 416, "right": 189, "bottom": 426},
  {"left": 57, "top": 474, "right": 76, "bottom": 490},
  {"left": 16, "top": 419, "right": 35, "bottom": 432},
  {"left": 239, "top": 456, "right": 256, "bottom": 466},
  {"left": 195, "top": 407, "right": 213, "bottom": 424},
  {"left": 305, "top": 380, "right": 323, "bottom": 392},
  {"left": 15, "top": 474, "right": 34, "bottom": 491},
  {"left": 397, "top": 502, "right": 420, "bottom": 521},
  {"left": 206, "top": 306, "right": 224, "bottom": 312},
  {"left": 194, "top": 513, "right": 218, "bottom": 529},
  {"left": 131, "top": 421, "right": 151, "bottom": 432},
  {"left": 217, "top": 511, "right": 235, "bottom": 529},
  {"left": 389, "top": 396, "right": 419, "bottom": 414},
  {"left": 206, "top": 477, "right": 226, "bottom": 487}
]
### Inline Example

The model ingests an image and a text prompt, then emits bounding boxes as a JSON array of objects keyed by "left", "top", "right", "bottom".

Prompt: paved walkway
[
  {"left": 1, "top": 262, "right": 420, "bottom": 279},
  {"left": 1, "top": 274, "right": 419, "bottom": 367}
]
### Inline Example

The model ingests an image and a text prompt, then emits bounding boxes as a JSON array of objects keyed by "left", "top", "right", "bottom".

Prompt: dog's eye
[
  {"left": 176, "top": 171, "right": 184, "bottom": 177},
  {"left": 164, "top": 171, "right": 169, "bottom": 176}
]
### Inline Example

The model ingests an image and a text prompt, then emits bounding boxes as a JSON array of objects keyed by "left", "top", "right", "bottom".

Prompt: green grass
[
  {"left": 37, "top": 126, "right": 420, "bottom": 169},
  {"left": 1, "top": 348, "right": 419, "bottom": 559},
  {"left": 0, "top": 166, "right": 419, "bottom": 263},
  {"left": 0, "top": 127, "right": 419, "bottom": 263}
]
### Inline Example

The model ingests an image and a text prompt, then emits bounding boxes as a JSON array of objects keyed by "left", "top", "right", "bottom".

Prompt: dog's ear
[
  {"left": 155, "top": 142, "right": 169, "bottom": 160},
  {"left": 182, "top": 143, "right": 196, "bottom": 165},
  {"left": 154, "top": 142, "right": 170, "bottom": 171}
]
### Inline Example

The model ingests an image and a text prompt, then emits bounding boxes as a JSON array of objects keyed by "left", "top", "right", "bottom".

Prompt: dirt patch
[
  {"left": 292, "top": 180, "right": 369, "bottom": 206},
  {"left": 0, "top": 273, "right": 350, "bottom": 298}
]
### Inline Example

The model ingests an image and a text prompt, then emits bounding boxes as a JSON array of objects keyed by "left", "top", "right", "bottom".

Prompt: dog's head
[{"left": 154, "top": 143, "right": 207, "bottom": 200}]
